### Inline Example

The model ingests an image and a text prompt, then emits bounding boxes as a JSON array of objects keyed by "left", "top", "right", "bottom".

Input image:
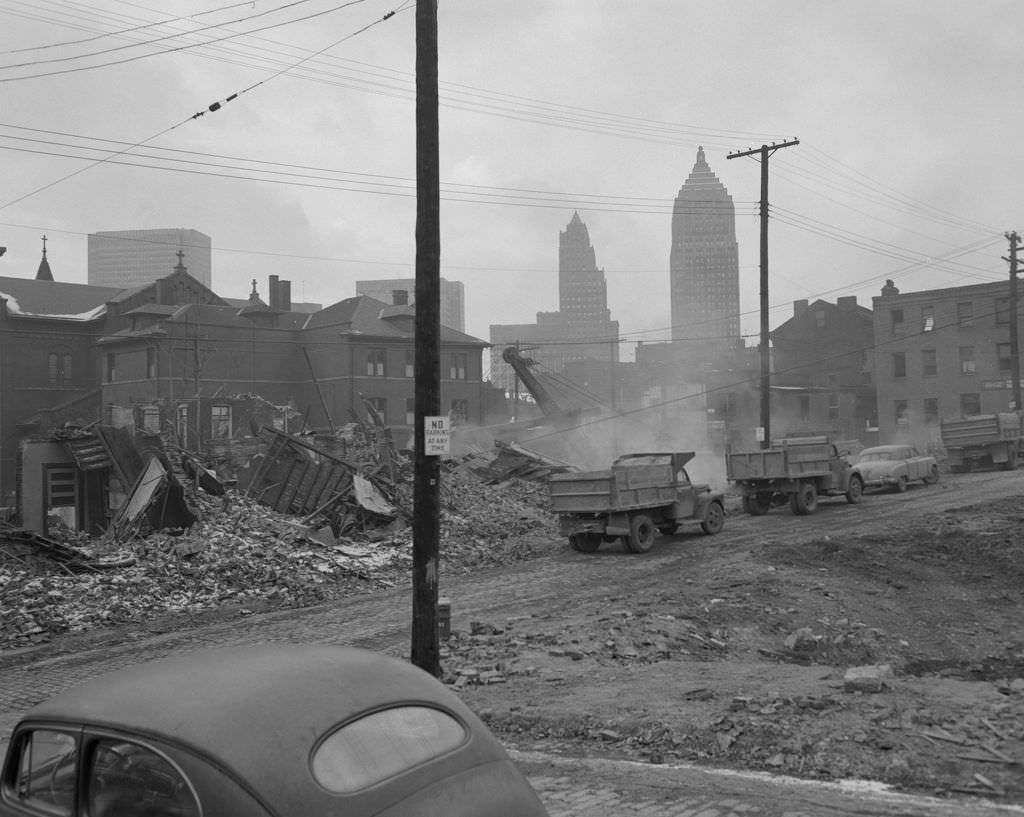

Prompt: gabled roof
[
  {"left": 308, "top": 295, "right": 486, "bottom": 345},
  {"left": 772, "top": 298, "right": 872, "bottom": 337},
  {"left": 0, "top": 276, "right": 121, "bottom": 321}
]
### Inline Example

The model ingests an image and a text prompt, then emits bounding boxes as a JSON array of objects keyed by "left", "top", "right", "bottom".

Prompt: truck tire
[
  {"left": 626, "top": 513, "right": 656, "bottom": 553},
  {"left": 569, "top": 533, "right": 601, "bottom": 553},
  {"left": 845, "top": 474, "right": 864, "bottom": 504},
  {"left": 790, "top": 483, "right": 818, "bottom": 515},
  {"left": 701, "top": 501, "right": 725, "bottom": 534},
  {"left": 743, "top": 493, "right": 772, "bottom": 516}
]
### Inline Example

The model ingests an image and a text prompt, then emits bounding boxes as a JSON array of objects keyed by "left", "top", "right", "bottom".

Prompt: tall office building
[
  {"left": 88, "top": 228, "right": 212, "bottom": 288},
  {"left": 669, "top": 147, "right": 739, "bottom": 353},
  {"left": 355, "top": 278, "right": 465, "bottom": 332},
  {"left": 490, "top": 212, "right": 618, "bottom": 394}
]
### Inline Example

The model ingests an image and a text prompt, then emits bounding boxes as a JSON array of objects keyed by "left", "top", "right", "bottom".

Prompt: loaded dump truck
[
  {"left": 727, "top": 435, "right": 863, "bottom": 516},
  {"left": 548, "top": 452, "right": 725, "bottom": 554},
  {"left": 940, "top": 412, "right": 1023, "bottom": 472}
]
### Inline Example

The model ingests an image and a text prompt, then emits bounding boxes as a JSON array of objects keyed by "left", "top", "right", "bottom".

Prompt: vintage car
[
  {"left": 852, "top": 444, "right": 940, "bottom": 492},
  {"left": 0, "top": 643, "right": 549, "bottom": 817}
]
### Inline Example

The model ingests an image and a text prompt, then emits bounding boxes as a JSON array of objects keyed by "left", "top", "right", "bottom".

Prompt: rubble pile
[{"left": 0, "top": 441, "right": 562, "bottom": 653}]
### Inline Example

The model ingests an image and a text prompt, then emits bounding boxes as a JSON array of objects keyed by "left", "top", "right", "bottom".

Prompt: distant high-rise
[
  {"left": 355, "top": 278, "right": 465, "bottom": 332},
  {"left": 490, "top": 212, "right": 618, "bottom": 394},
  {"left": 669, "top": 147, "right": 739, "bottom": 352},
  {"left": 88, "top": 228, "right": 212, "bottom": 288}
]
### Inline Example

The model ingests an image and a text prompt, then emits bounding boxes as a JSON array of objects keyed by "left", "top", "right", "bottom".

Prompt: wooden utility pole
[
  {"left": 412, "top": 0, "right": 441, "bottom": 677},
  {"left": 1004, "top": 231, "right": 1021, "bottom": 411},
  {"left": 727, "top": 139, "right": 799, "bottom": 449}
]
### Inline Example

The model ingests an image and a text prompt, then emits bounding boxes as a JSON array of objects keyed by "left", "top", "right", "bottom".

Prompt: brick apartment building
[{"left": 872, "top": 278, "right": 1022, "bottom": 447}]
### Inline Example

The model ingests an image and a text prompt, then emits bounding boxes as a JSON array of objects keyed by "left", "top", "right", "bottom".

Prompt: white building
[{"left": 88, "top": 228, "right": 212, "bottom": 288}]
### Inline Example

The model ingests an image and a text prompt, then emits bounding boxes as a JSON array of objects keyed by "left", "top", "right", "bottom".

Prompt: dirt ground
[
  {"left": 445, "top": 474, "right": 1024, "bottom": 805},
  {"left": 2, "top": 464, "right": 1022, "bottom": 807}
]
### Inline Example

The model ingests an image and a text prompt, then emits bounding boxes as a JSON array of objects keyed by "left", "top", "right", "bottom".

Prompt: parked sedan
[
  {"left": 0, "top": 643, "right": 549, "bottom": 817},
  {"left": 853, "top": 444, "right": 940, "bottom": 492}
]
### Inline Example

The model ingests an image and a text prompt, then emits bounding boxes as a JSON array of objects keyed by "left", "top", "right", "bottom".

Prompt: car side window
[
  {"left": 87, "top": 739, "right": 199, "bottom": 817},
  {"left": 11, "top": 729, "right": 78, "bottom": 815}
]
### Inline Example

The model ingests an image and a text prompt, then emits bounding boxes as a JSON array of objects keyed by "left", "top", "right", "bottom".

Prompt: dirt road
[
  {"left": 446, "top": 469, "right": 1024, "bottom": 805},
  {"left": 0, "top": 467, "right": 1021, "bottom": 811}
]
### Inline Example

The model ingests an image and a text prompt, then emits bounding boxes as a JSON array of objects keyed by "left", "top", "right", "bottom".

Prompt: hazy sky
[{"left": 0, "top": 1, "right": 1018, "bottom": 366}]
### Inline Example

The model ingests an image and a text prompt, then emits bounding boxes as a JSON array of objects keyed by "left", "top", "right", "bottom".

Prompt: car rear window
[{"left": 312, "top": 705, "right": 466, "bottom": 792}]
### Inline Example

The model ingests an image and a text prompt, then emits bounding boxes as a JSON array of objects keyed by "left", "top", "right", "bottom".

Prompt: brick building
[
  {"left": 872, "top": 278, "right": 1022, "bottom": 448},
  {"left": 770, "top": 296, "right": 876, "bottom": 443}
]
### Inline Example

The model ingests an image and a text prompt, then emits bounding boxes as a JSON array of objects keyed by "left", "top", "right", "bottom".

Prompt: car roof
[
  {"left": 861, "top": 445, "right": 909, "bottom": 453},
  {"left": 20, "top": 643, "right": 511, "bottom": 812}
]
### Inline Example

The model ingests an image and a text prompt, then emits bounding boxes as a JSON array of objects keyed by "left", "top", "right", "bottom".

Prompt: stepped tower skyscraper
[{"left": 669, "top": 147, "right": 740, "bottom": 355}]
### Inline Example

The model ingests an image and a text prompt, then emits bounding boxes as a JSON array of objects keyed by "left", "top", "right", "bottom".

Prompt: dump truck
[
  {"left": 726, "top": 435, "right": 863, "bottom": 516},
  {"left": 940, "top": 412, "right": 1023, "bottom": 472},
  {"left": 547, "top": 452, "right": 725, "bottom": 554}
]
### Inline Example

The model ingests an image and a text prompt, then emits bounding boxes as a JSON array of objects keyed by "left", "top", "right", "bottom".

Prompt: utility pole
[
  {"left": 727, "top": 139, "right": 799, "bottom": 449},
  {"left": 412, "top": 0, "right": 441, "bottom": 677},
  {"left": 1003, "top": 231, "right": 1021, "bottom": 411}
]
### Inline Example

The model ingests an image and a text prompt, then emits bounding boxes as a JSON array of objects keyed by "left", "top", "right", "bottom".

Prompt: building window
[
  {"left": 957, "top": 302, "right": 974, "bottom": 328},
  {"left": 211, "top": 405, "right": 231, "bottom": 439},
  {"left": 366, "top": 397, "right": 387, "bottom": 425},
  {"left": 815, "top": 309, "right": 826, "bottom": 328},
  {"left": 922, "top": 349, "right": 937, "bottom": 377},
  {"left": 367, "top": 349, "right": 386, "bottom": 377},
  {"left": 405, "top": 350, "right": 414, "bottom": 378},
  {"left": 995, "top": 297, "right": 1010, "bottom": 326},
  {"left": 141, "top": 406, "right": 160, "bottom": 432},
  {"left": 828, "top": 392, "right": 839, "bottom": 421},
  {"left": 959, "top": 346, "right": 975, "bottom": 375},
  {"left": 146, "top": 348, "right": 157, "bottom": 379},
  {"left": 890, "top": 308, "right": 904, "bottom": 335},
  {"left": 450, "top": 399, "right": 468, "bottom": 425},
  {"left": 923, "top": 397, "right": 939, "bottom": 425},
  {"left": 921, "top": 306, "right": 934, "bottom": 332},
  {"left": 449, "top": 353, "right": 467, "bottom": 380},
  {"left": 106, "top": 353, "right": 116, "bottom": 383},
  {"left": 894, "top": 400, "right": 908, "bottom": 425},
  {"left": 998, "top": 342, "right": 1013, "bottom": 372},
  {"left": 960, "top": 393, "right": 981, "bottom": 415},
  {"left": 799, "top": 395, "right": 810, "bottom": 421},
  {"left": 48, "top": 353, "right": 59, "bottom": 384},
  {"left": 892, "top": 352, "right": 906, "bottom": 379},
  {"left": 176, "top": 404, "right": 189, "bottom": 443},
  {"left": 405, "top": 397, "right": 415, "bottom": 425}
]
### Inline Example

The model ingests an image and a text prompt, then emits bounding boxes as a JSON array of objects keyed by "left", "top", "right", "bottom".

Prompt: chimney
[
  {"left": 837, "top": 295, "right": 857, "bottom": 308},
  {"left": 393, "top": 289, "right": 409, "bottom": 306},
  {"left": 279, "top": 279, "right": 291, "bottom": 312},
  {"left": 268, "top": 275, "right": 280, "bottom": 310},
  {"left": 881, "top": 279, "right": 899, "bottom": 297},
  {"left": 793, "top": 299, "right": 809, "bottom": 317}
]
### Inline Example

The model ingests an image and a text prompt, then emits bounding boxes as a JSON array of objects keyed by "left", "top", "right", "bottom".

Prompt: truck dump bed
[
  {"left": 548, "top": 457, "right": 678, "bottom": 513},
  {"left": 727, "top": 438, "right": 838, "bottom": 480},
  {"left": 941, "top": 413, "right": 1021, "bottom": 446}
]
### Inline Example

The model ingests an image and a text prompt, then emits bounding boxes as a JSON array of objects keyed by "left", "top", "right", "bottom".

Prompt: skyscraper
[
  {"left": 88, "top": 228, "right": 212, "bottom": 288},
  {"left": 669, "top": 147, "right": 740, "bottom": 354},
  {"left": 490, "top": 212, "right": 618, "bottom": 394}
]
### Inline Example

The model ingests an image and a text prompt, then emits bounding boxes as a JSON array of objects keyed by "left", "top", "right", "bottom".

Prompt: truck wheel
[
  {"left": 701, "top": 501, "right": 725, "bottom": 534},
  {"left": 569, "top": 533, "right": 601, "bottom": 553},
  {"left": 791, "top": 483, "right": 818, "bottom": 515},
  {"left": 743, "top": 493, "right": 771, "bottom": 515},
  {"left": 626, "top": 514, "right": 656, "bottom": 553},
  {"left": 845, "top": 474, "right": 863, "bottom": 504}
]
